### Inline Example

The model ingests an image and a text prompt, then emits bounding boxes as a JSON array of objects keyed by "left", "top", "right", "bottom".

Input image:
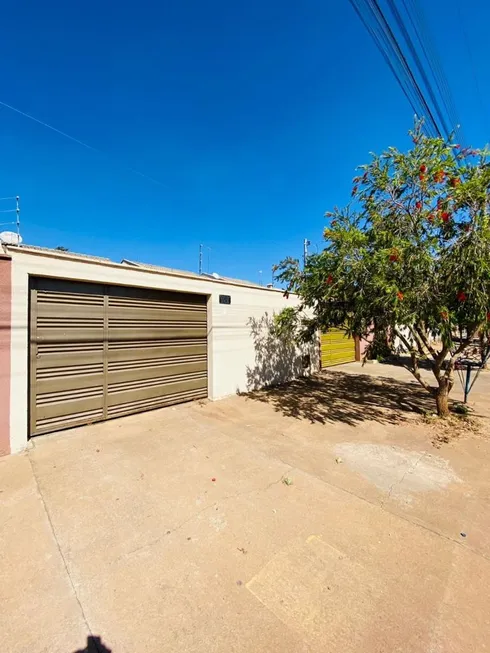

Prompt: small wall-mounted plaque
[{"left": 219, "top": 294, "right": 231, "bottom": 305}]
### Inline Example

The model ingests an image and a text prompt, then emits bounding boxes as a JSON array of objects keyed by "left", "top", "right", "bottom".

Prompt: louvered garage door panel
[
  {"left": 106, "top": 285, "right": 207, "bottom": 419},
  {"left": 321, "top": 329, "right": 356, "bottom": 368},
  {"left": 30, "top": 279, "right": 106, "bottom": 435},
  {"left": 30, "top": 279, "right": 208, "bottom": 436}
]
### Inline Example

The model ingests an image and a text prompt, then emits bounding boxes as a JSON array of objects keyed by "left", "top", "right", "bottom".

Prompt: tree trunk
[{"left": 435, "top": 379, "right": 450, "bottom": 417}]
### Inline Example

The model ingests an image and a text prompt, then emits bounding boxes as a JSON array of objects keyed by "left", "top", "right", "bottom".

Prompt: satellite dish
[{"left": 0, "top": 231, "right": 22, "bottom": 245}]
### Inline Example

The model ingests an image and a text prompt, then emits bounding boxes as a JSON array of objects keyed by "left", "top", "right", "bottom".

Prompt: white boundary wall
[{"left": 8, "top": 248, "right": 318, "bottom": 453}]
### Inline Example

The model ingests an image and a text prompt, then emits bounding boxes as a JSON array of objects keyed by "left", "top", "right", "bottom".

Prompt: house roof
[
  {"left": 14, "top": 243, "right": 112, "bottom": 262},
  {"left": 3, "top": 244, "right": 279, "bottom": 292},
  {"left": 120, "top": 258, "right": 271, "bottom": 290}
]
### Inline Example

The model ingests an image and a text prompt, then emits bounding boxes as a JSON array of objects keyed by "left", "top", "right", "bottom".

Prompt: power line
[
  {"left": 0, "top": 100, "right": 169, "bottom": 189},
  {"left": 366, "top": 0, "right": 441, "bottom": 136},
  {"left": 349, "top": 0, "right": 465, "bottom": 143},
  {"left": 404, "top": 0, "right": 463, "bottom": 139},
  {"left": 455, "top": 1, "right": 488, "bottom": 135},
  {"left": 350, "top": 0, "right": 441, "bottom": 138},
  {"left": 385, "top": 0, "right": 452, "bottom": 139}
]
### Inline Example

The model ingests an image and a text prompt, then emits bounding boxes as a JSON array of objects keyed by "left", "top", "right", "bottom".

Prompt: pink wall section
[
  {"left": 359, "top": 328, "right": 374, "bottom": 359},
  {"left": 0, "top": 255, "right": 11, "bottom": 456}
]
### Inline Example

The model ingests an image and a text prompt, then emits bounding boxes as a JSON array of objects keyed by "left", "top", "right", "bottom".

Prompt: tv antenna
[
  {"left": 0, "top": 196, "right": 21, "bottom": 244},
  {"left": 199, "top": 244, "right": 211, "bottom": 275}
]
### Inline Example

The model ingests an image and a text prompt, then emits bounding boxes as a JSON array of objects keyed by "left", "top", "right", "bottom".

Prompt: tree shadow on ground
[
  {"left": 380, "top": 354, "right": 436, "bottom": 371},
  {"left": 245, "top": 370, "right": 437, "bottom": 427}
]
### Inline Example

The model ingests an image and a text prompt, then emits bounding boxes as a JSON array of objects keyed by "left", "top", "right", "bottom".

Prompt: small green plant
[
  {"left": 422, "top": 409, "right": 437, "bottom": 423},
  {"left": 452, "top": 402, "right": 470, "bottom": 416},
  {"left": 282, "top": 476, "right": 293, "bottom": 486}
]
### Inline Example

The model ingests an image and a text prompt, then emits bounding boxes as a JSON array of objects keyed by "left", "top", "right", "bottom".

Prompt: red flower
[
  {"left": 440, "top": 310, "right": 449, "bottom": 321},
  {"left": 389, "top": 249, "right": 399, "bottom": 262},
  {"left": 428, "top": 214, "right": 434, "bottom": 222},
  {"left": 437, "top": 198, "right": 443, "bottom": 208},
  {"left": 396, "top": 291, "right": 404, "bottom": 301},
  {"left": 449, "top": 177, "right": 461, "bottom": 187},
  {"left": 415, "top": 201, "right": 422, "bottom": 210},
  {"left": 457, "top": 291, "right": 467, "bottom": 302},
  {"left": 420, "top": 164, "right": 427, "bottom": 173},
  {"left": 419, "top": 173, "right": 426, "bottom": 182},
  {"left": 351, "top": 185, "right": 358, "bottom": 196},
  {"left": 434, "top": 170, "right": 445, "bottom": 183},
  {"left": 441, "top": 212, "right": 450, "bottom": 223},
  {"left": 326, "top": 275, "right": 334, "bottom": 285}
]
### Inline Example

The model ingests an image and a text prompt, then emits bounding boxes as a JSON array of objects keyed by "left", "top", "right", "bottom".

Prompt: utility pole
[
  {"left": 303, "top": 238, "right": 310, "bottom": 268},
  {"left": 16, "top": 196, "right": 20, "bottom": 239},
  {"left": 199, "top": 244, "right": 203, "bottom": 275}
]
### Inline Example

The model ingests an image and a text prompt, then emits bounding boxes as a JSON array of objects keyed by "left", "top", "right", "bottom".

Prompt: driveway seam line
[
  {"left": 123, "top": 468, "right": 294, "bottom": 559},
  {"left": 208, "top": 431, "right": 490, "bottom": 564},
  {"left": 298, "top": 463, "right": 490, "bottom": 562},
  {"left": 27, "top": 453, "right": 95, "bottom": 645},
  {"left": 381, "top": 451, "right": 427, "bottom": 508}
]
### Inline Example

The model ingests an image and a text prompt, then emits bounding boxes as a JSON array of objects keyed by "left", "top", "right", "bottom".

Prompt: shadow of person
[{"left": 73, "top": 636, "right": 112, "bottom": 653}]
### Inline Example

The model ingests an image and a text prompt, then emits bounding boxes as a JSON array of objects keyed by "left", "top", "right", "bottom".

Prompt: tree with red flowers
[{"left": 273, "top": 122, "right": 490, "bottom": 417}]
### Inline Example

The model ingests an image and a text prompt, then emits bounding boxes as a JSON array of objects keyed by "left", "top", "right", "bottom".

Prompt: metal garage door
[
  {"left": 321, "top": 329, "right": 356, "bottom": 368},
  {"left": 29, "top": 277, "right": 208, "bottom": 436}
]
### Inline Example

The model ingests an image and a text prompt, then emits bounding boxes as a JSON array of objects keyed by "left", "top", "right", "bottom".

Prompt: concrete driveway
[{"left": 2, "top": 363, "right": 490, "bottom": 653}]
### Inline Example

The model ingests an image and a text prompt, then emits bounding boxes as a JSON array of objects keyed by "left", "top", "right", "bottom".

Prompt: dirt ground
[{"left": 1, "top": 362, "right": 490, "bottom": 653}]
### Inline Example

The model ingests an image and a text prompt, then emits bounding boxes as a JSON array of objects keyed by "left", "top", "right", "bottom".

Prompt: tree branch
[
  {"left": 433, "top": 344, "right": 449, "bottom": 380},
  {"left": 414, "top": 323, "right": 438, "bottom": 361},
  {"left": 406, "top": 325, "right": 428, "bottom": 359},
  {"left": 447, "top": 326, "right": 480, "bottom": 368},
  {"left": 394, "top": 327, "right": 415, "bottom": 355},
  {"left": 387, "top": 188, "right": 413, "bottom": 219},
  {"left": 394, "top": 328, "right": 433, "bottom": 394}
]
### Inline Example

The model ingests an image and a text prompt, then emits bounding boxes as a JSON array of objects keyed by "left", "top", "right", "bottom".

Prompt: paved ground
[{"left": 2, "top": 362, "right": 490, "bottom": 653}]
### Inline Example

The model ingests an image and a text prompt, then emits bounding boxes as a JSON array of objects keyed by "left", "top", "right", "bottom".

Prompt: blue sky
[{"left": 1, "top": 0, "right": 489, "bottom": 283}]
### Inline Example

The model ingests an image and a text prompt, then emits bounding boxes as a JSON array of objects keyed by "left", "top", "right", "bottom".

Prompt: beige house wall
[
  {"left": 0, "top": 254, "right": 11, "bottom": 455},
  {"left": 8, "top": 247, "right": 318, "bottom": 453}
]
